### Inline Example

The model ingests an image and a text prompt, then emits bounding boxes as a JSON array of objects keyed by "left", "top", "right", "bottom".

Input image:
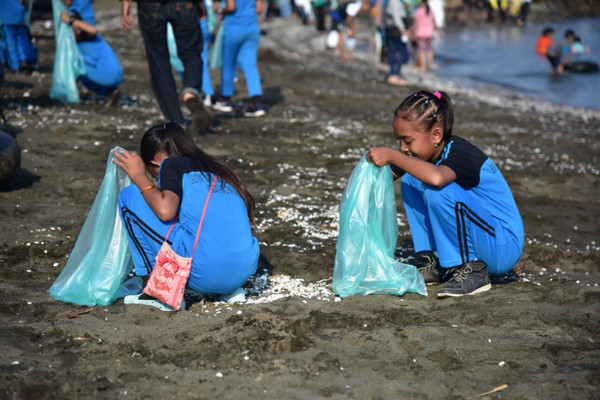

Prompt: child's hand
[
  {"left": 112, "top": 150, "right": 147, "bottom": 182},
  {"left": 367, "top": 147, "right": 392, "bottom": 167},
  {"left": 60, "top": 11, "right": 70, "bottom": 23}
]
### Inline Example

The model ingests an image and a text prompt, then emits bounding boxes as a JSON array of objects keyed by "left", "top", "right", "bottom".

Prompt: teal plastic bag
[
  {"left": 209, "top": 24, "right": 224, "bottom": 70},
  {"left": 49, "top": 147, "right": 133, "bottom": 306},
  {"left": 166, "top": 22, "right": 184, "bottom": 75},
  {"left": 49, "top": 0, "right": 86, "bottom": 104},
  {"left": 333, "top": 153, "right": 427, "bottom": 298}
]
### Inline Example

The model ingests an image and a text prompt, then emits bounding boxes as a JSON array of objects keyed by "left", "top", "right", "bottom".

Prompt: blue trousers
[
  {"left": 78, "top": 35, "right": 123, "bottom": 95},
  {"left": 401, "top": 174, "right": 522, "bottom": 274},
  {"left": 118, "top": 184, "right": 259, "bottom": 294},
  {"left": 221, "top": 23, "right": 262, "bottom": 98},
  {"left": 1, "top": 25, "right": 38, "bottom": 71},
  {"left": 118, "top": 185, "right": 174, "bottom": 277},
  {"left": 200, "top": 19, "right": 214, "bottom": 96}
]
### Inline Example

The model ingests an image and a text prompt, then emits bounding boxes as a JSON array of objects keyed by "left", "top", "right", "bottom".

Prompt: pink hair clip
[{"left": 433, "top": 91, "right": 442, "bottom": 99}]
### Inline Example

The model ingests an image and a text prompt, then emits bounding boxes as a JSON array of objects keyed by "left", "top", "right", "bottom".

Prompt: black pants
[
  {"left": 137, "top": 1, "right": 204, "bottom": 125},
  {"left": 314, "top": 5, "right": 326, "bottom": 32}
]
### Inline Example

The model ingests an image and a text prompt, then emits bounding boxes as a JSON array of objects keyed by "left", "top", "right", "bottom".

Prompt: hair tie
[{"left": 433, "top": 91, "right": 442, "bottom": 99}]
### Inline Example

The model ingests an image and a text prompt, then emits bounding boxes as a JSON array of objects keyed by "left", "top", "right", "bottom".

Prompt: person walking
[
  {"left": 121, "top": 0, "right": 212, "bottom": 131},
  {"left": 211, "top": 0, "right": 266, "bottom": 117},
  {"left": 383, "top": 0, "right": 410, "bottom": 86},
  {"left": 412, "top": 0, "right": 437, "bottom": 71}
]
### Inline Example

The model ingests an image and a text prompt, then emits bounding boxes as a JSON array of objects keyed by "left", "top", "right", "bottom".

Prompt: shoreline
[{"left": 257, "top": 17, "right": 600, "bottom": 119}]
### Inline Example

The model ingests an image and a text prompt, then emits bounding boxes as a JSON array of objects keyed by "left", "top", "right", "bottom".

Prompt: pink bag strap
[
  {"left": 163, "top": 175, "right": 218, "bottom": 260},
  {"left": 191, "top": 175, "right": 218, "bottom": 258}
]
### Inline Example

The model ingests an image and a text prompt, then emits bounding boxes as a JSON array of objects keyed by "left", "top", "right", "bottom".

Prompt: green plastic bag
[
  {"left": 333, "top": 153, "right": 427, "bottom": 298},
  {"left": 49, "top": 147, "right": 133, "bottom": 306},
  {"left": 49, "top": 0, "right": 86, "bottom": 104}
]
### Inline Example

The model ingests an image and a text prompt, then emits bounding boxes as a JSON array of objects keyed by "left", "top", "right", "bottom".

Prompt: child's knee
[{"left": 118, "top": 184, "right": 141, "bottom": 209}]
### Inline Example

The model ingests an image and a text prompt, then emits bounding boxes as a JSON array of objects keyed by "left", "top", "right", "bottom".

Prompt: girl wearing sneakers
[
  {"left": 211, "top": 0, "right": 265, "bottom": 117},
  {"left": 113, "top": 122, "right": 259, "bottom": 308},
  {"left": 367, "top": 90, "right": 523, "bottom": 298}
]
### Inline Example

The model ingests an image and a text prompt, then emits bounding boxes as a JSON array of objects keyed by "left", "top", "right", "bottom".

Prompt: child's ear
[{"left": 432, "top": 125, "right": 444, "bottom": 142}]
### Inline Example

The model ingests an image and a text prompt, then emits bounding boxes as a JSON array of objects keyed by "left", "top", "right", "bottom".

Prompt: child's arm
[
  {"left": 256, "top": 0, "right": 263, "bottom": 15},
  {"left": 121, "top": 0, "right": 134, "bottom": 30},
  {"left": 368, "top": 147, "right": 457, "bottom": 187},
  {"left": 61, "top": 11, "right": 98, "bottom": 35},
  {"left": 112, "top": 150, "right": 180, "bottom": 221},
  {"left": 222, "top": 0, "right": 236, "bottom": 15}
]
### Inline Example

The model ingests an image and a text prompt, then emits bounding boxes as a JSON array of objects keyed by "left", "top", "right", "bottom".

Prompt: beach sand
[{"left": 1, "top": 7, "right": 599, "bottom": 399}]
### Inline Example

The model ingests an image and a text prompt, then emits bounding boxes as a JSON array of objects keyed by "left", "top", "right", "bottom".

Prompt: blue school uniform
[
  {"left": 396, "top": 136, "right": 524, "bottom": 275},
  {"left": 0, "top": 0, "right": 38, "bottom": 71},
  {"left": 68, "top": 0, "right": 96, "bottom": 25},
  {"left": 118, "top": 156, "right": 259, "bottom": 295},
  {"left": 221, "top": 0, "right": 262, "bottom": 98},
  {"left": 77, "top": 34, "right": 122, "bottom": 95}
]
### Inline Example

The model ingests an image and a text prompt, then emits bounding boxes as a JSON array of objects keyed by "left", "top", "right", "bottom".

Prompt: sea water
[{"left": 432, "top": 17, "right": 600, "bottom": 110}]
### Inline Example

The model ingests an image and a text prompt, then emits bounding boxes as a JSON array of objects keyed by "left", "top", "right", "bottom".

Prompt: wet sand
[{"left": 1, "top": 7, "right": 599, "bottom": 400}]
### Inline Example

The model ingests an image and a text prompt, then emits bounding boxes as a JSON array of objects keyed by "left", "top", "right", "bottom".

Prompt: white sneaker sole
[
  {"left": 244, "top": 110, "right": 266, "bottom": 118},
  {"left": 212, "top": 103, "right": 233, "bottom": 113},
  {"left": 437, "top": 283, "right": 492, "bottom": 298}
]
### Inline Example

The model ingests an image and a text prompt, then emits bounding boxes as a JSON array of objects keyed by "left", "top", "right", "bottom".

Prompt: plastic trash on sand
[
  {"left": 333, "top": 153, "right": 427, "bottom": 298},
  {"left": 49, "top": 147, "right": 133, "bottom": 306}
]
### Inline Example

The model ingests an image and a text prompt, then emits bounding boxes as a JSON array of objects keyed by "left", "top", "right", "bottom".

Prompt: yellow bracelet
[{"left": 140, "top": 184, "right": 157, "bottom": 194}]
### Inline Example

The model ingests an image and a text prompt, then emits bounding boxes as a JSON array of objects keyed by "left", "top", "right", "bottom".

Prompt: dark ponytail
[
  {"left": 423, "top": 0, "right": 430, "bottom": 15},
  {"left": 140, "top": 122, "right": 256, "bottom": 226},
  {"left": 394, "top": 90, "right": 454, "bottom": 141}
]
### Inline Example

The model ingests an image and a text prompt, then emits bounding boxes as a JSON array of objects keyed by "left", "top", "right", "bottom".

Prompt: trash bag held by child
[
  {"left": 49, "top": 0, "right": 86, "bottom": 103},
  {"left": 333, "top": 153, "right": 427, "bottom": 298},
  {"left": 49, "top": 147, "right": 133, "bottom": 306}
]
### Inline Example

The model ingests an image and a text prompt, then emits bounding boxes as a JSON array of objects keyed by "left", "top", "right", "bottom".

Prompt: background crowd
[{"left": 0, "top": 0, "right": 586, "bottom": 128}]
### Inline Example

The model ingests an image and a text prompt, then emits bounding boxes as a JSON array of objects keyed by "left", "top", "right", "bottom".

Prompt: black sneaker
[
  {"left": 399, "top": 251, "right": 452, "bottom": 285},
  {"left": 244, "top": 101, "right": 266, "bottom": 118},
  {"left": 405, "top": 251, "right": 440, "bottom": 284},
  {"left": 185, "top": 95, "right": 212, "bottom": 131},
  {"left": 437, "top": 261, "right": 492, "bottom": 298}
]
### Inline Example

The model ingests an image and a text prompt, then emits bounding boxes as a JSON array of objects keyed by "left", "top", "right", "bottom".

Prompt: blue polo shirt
[
  {"left": 158, "top": 156, "right": 259, "bottom": 294},
  {"left": 434, "top": 136, "right": 524, "bottom": 245}
]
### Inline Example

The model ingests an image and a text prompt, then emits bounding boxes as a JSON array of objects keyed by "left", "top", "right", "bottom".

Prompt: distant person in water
[
  {"left": 545, "top": 29, "right": 576, "bottom": 75},
  {"left": 535, "top": 27, "right": 553, "bottom": 57},
  {"left": 570, "top": 36, "right": 590, "bottom": 56}
]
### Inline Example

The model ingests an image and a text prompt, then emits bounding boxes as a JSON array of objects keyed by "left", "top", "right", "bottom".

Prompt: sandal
[{"left": 124, "top": 293, "right": 183, "bottom": 311}]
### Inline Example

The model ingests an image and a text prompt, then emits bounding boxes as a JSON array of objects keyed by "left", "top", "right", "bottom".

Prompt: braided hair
[{"left": 393, "top": 90, "right": 454, "bottom": 142}]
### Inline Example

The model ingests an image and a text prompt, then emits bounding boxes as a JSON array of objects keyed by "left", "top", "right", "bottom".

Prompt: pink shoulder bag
[{"left": 143, "top": 175, "right": 217, "bottom": 310}]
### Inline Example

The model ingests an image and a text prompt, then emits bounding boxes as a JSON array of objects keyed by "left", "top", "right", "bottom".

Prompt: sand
[{"left": 1, "top": 6, "right": 599, "bottom": 400}]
